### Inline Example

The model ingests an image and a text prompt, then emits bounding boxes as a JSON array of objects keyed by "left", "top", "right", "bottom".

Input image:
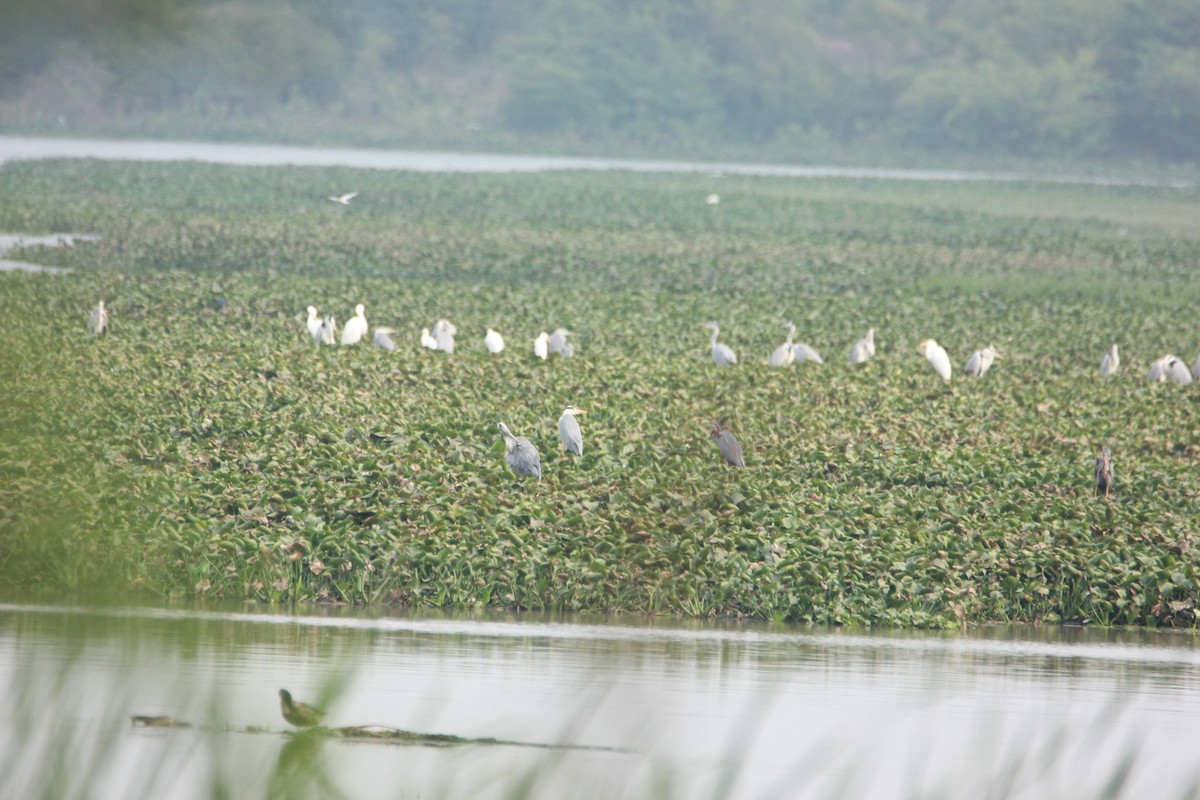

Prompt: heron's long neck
[
  {"left": 785, "top": 324, "right": 795, "bottom": 345},
  {"left": 709, "top": 327, "right": 719, "bottom": 347}
]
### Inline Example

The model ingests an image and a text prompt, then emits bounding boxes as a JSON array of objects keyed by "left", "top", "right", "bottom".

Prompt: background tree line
[{"left": 2, "top": 0, "right": 1197, "bottom": 162}]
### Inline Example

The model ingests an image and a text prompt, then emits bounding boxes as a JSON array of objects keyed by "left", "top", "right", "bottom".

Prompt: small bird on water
[
  {"left": 279, "top": 689, "right": 325, "bottom": 728},
  {"left": 710, "top": 419, "right": 745, "bottom": 468},
  {"left": 1094, "top": 446, "right": 1114, "bottom": 498}
]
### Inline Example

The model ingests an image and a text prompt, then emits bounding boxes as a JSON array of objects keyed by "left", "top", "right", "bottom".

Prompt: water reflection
[{"left": 2, "top": 603, "right": 1199, "bottom": 798}]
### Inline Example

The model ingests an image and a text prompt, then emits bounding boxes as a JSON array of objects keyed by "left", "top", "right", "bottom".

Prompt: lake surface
[
  {"left": 0, "top": 135, "right": 1190, "bottom": 188},
  {"left": 2, "top": 603, "right": 1199, "bottom": 799}
]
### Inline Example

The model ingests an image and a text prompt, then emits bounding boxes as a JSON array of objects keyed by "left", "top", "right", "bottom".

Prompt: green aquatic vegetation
[{"left": 0, "top": 160, "right": 1198, "bottom": 626}]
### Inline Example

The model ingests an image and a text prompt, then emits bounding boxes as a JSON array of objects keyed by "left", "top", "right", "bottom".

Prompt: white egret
[
  {"left": 534, "top": 332, "right": 549, "bottom": 360},
  {"left": 792, "top": 342, "right": 824, "bottom": 364},
  {"left": 710, "top": 420, "right": 745, "bottom": 468},
  {"left": 706, "top": 193, "right": 720, "bottom": 205},
  {"left": 328, "top": 191, "right": 359, "bottom": 205},
  {"left": 87, "top": 300, "right": 108, "bottom": 336},
  {"left": 918, "top": 339, "right": 952, "bottom": 381},
  {"left": 498, "top": 422, "right": 541, "bottom": 480},
  {"left": 703, "top": 322, "right": 737, "bottom": 367},
  {"left": 341, "top": 303, "right": 368, "bottom": 345},
  {"left": 373, "top": 327, "right": 396, "bottom": 351},
  {"left": 849, "top": 328, "right": 875, "bottom": 364},
  {"left": 548, "top": 328, "right": 574, "bottom": 357},
  {"left": 1100, "top": 344, "right": 1119, "bottom": 378},
  {"left": 964, "top": 346, "right": 999, "bottom": 378},
  {"left": 315, "top": 315, "right": 337, "bottom": 346},
  {"left": 305, "top": 306, "right": 321, "bottom": 339},
  {"left": 767, "top": 322, "right": 796, "bottom": 367},
  {"left": 420, "top": 328, "right": 438, "bottom": 349},
  {"left": 485, "top": 328, "right": 505, "bottom": 354},
  {"left": 558, "top": 406, "right": 586, "bottom": 456},
  {"left": 433, "top": 319, "right": 457, "bottom": 353},
  {"left": 1148, "top": 355, "right": 1192, "bottom": 385}
]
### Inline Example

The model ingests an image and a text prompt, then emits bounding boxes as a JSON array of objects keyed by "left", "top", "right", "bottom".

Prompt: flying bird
[
  {"left": 558, "top": 406, "right": 586, "bottom": 456},
  {"left": 433, "top": 319, "right": 457, "bottom": 353},
  {"left": 703, "top": 322, "right": 737, "bottom": 367},
  {"left": 849, "top": 328, "right": 875, "bottom": 364},
  {"left": 792, "top": 342, "right": 824, "bottom": 364},
  {"left": 1148, "top": 355, "right": 1192, "bottom": 386},
  {"left": 314, "top": 315, "right": 337, "bottom": 346},
  {"left": 710, "top": 420, "right": 745, "bottom": 468},
  {"left": 1100, "top": 345, "right": 1119, "bottom": 378},
  {"left": 498, "top": 422, "right": 541, "bottom": 480},
  {"left": 420, "top": 328, "right": 438, "bottom": 350},
  {"left": 341, "top": 303, "right": 368, "bottom": 345},
  {"left": 373, "top": 327, "right": 396, "bottom": 351},
  {"left": 87, "top": 300, "right": 108, "bottom": 336},
  {"left": 278, "top": 689, "right": 326, "bottom": 729},
  {"left": 485, "top": 328, "right": 505, "bottom": 354},
  {"left": 533, "top": 332, "right": 549, "bottom": 360},
  {"left": 1094, "top": 446, "right": 1114, "bottom": 498},
  {"left": 767, "top": 322, "right": 796, "bottom": 367},
  {"left": 328, "top": 191, "right": 359, "bottom": 205},
  {"left": 964, "top": 346, "right": 999, "bottom": 378},
  {"left": 918, "top": 339, "right": 952, "bottom": 382}
]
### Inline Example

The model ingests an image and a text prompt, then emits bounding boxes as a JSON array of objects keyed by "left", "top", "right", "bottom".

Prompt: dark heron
[
  {"left": 710, "top": 420, "right": 745, "bottom": 468},
  {"left": 499, "top": 422, "right": 542, "bottom": 480},
  {"left": 1094, "top": 446, "right": 1114, "bottom": 497},
  {"left": 279, "top": 689, "right": 325, "bottom": 728}
]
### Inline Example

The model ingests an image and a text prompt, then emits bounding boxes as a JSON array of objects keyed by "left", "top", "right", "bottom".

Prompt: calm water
[
  {"left": 2, "top": 603, "right": 1199, "bottom": 799},
  {"left": 0, "top": 135, "right": 1190, "bottom": 188}
]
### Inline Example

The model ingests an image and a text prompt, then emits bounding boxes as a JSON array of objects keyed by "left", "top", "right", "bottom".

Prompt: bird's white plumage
[
  {"left": 485, "top": 328, "right": 505, "bottom": 354},
  {"left": 341, "top": 303, "right": 368, "bottom": 345},
  {"left": 704, "top": 322, "right": 737, "bottom": 367},
  {"left": 1149, "top": 355, "right": 1193, "bottom": 385},
  {"left": 706, "top": 193, "right": 720, "bottom": 205},
  {"left": 373, "top": 327, "right": 396, "bottom": 351},
  {"left": 918, "top": 339, "right": 952, "bottom": 381},
  {"left": 433, "top": 319, "right": 456, "bottom": 353},
  {"left": 305, "top": 306, "right": 321, "bottom": 338},
  {"left": 558, "top": 406, "right": 586, "bottom": 456},
  {"left": 1100, "top": 345, "right": 1119, "bottom": 378},
  {"left": 534, "top": 332, "right": 549, "bottom": 360},
  {"left": 329, "top": 191, "right": 358, "bottom": 205},
  {"left": 420, "top": 328, "right": 438, "bottom": 349},
  {"left": 87, "top": 300, "right": 108, "bottom": 336},
  {"left": 849, "top": 328, "right": 875, "bottom": 364},
  {"left": 964, "top": 346, "right": 997, "bottom": 378},
  {"left": 768, "top": 322, "right": 796, "bottom": 367},
  {"left": 314, "top": 315, "right": 337, "bottom": 346},
  {"left": 792, "top": 343, "right": 824, "bottom": 364}
]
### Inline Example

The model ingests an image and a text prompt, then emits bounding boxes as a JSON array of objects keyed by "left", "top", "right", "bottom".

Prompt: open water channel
[{"left": 2, "top": 603, "right": 1199, "bottom": 799}]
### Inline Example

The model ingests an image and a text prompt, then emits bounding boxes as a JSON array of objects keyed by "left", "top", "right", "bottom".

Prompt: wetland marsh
[{"left": 1, "top": 155, "right": 1198, "bottom": 627}]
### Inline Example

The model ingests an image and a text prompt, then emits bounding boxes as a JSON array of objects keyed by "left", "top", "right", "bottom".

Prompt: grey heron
[
  {"left": 710, "top": 420, "right": 745, "bottom": 468},
  {"left": 373, "top": 327, "right": 396, "bottom": 351},
  {"left": 964, "top": 346, "right": 999, "bottom": 378},
  {"left": 558, "top": 406, "right": 586, "bottom": 456},
  {"left": 498, "top": 422, "right": 542, "bottom": 480}
]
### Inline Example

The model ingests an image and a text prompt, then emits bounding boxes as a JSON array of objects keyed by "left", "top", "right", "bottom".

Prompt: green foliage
[
  {"left": 1, "top": 160, "right": 1198, "bottom": 628},
  {"left": 1, "top": 0, "right": 1199, "bottom": 161}
]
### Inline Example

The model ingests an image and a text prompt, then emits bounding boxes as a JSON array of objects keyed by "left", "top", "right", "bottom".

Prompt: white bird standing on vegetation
[
  {"left": 433, "top": 319, "right": 457, "bottom": 353},
  {"left": 420, "top": 328, "right": 438, "bottom": 349},
  {"left": 305, "top": 306, "right": 321, "bottom": 339},
  {"left": 373, "top": 327, "right": 396, "bottom": 351},
  {"left": 534, "top": 332, "right": 549, "bottom": 360},
  {"left": 1100, "top": 344, "right": 1119, "bottom": 378},
  {"left": 548, "top": 328, "right": 575, "bottom": 357},
  {"left": 498, "top": 422, "right": 541, "bottom": 480},
  {"left": 918, "top": 339, "right": 952, "bottom": 382},
  {"left": 328, "top": 191, "right": 358, "bottom": 205},
  {"left": 315, "top": 315, "right": 337, "bottom": 346},
  {"left": 87, "top": 300, "right": 108, "bottom": 336},
  {"left": 485, "top": 328, "right": 505, "bottom": 354},
  {"left": 1148, "top": 355, "right": 1193, "bottom": 385},
  {"left": 849, "top": 328, "right": 875, "bottom": 364},
  {"left": 341, "top": 304, "right": 368, "bottom": 345},
  {"left": 558, "top": 406, "right": 586, "bottom": 456},
  {"left": 703, "top": 322, "right": 737, "bottom": 367},
  {"left": 768, "top": 322, "right": 796, "bottom": 367},
  {"left": 706, "top": 193, "right": 720, "bottom": 205},
  {"left": 964, "top": 346, "right": 999, "bottom": 377}
]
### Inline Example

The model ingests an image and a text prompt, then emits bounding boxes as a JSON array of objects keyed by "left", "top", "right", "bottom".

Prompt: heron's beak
[{"left": 576, "top": 409, "right": 588, "bottom": 415}]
